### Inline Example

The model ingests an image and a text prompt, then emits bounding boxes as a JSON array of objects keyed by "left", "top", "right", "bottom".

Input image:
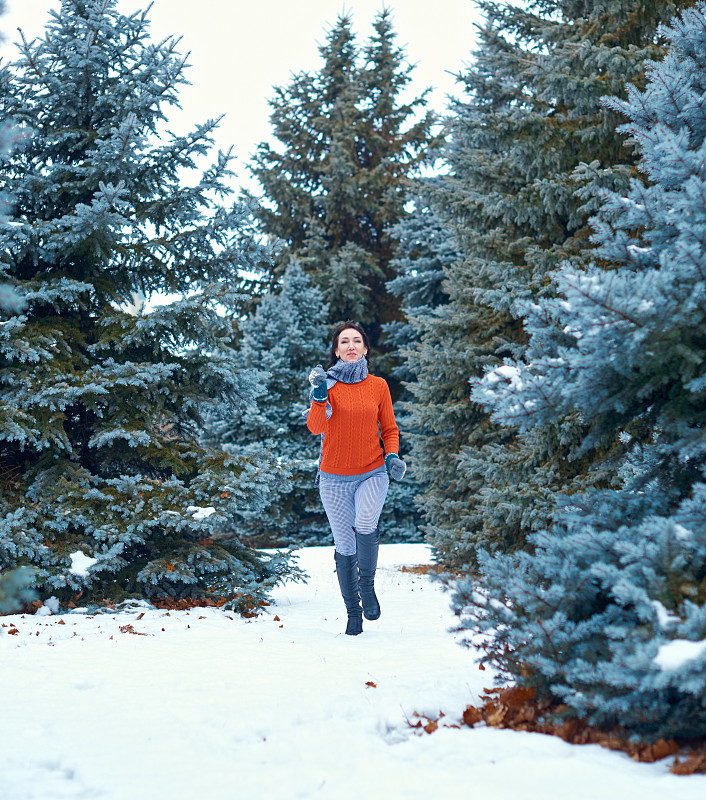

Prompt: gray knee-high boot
[
  {"left": 334, "top": 551, "right": 363, "bottom": 635},
  {"left": 355, "top": 527, "right": 380, "bottom": 621}
]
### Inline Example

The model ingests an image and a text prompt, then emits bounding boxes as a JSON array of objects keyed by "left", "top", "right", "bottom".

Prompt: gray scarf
[
  {"left": 310, "top": 357, "right": 369, "bottom": 418},
  {"left": 307, "top": 357, "right": 369, "bottom": 483}
]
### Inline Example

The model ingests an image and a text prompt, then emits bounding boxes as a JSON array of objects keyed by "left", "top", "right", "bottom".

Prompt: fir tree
[
  {"left": 0, "top": 0, "right": 21, "bottom": 315},
  {"left": 0, "top": 0, "right": 35, "bottom": 614},
  {"left": 407, "top": 0, "right": 681, "bottom": 566},
  {"left": 462, "top": 2, "right": 706, "bottom": 741},
  {"left": 384, "top": 195, "right": 455, "bottom": 380},
  {"left": 0, "top": 0, "right": 298, "bottom": 612},
  {"left": 381, "top": 196, "right": 459, "bottom": 543},
  {"left": 206, "top": 260, "right": 331, "bottom": 547},
  {"left": 250, "top": 10, "right": 437, "bottom": 373}
]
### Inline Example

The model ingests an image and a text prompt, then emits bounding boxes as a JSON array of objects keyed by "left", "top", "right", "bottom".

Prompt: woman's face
[{"left": 335, "top": 328, "right": 368, "bottom": 362}]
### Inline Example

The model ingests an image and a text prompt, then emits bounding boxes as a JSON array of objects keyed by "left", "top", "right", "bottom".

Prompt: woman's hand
[
  {"left": 309, "top": 365, "right": 328, "bottom": 401},
  {"left": 385, "top": 453, "right": 407, "bottom": 481}
]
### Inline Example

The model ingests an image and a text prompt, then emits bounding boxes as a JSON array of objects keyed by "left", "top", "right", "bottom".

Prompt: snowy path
[{"left": 2, "top": 544, "right": 704, "bottom": 800}]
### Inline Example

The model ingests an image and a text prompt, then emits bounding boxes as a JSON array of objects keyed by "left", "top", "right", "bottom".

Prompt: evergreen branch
[{"left": 561, "top": 272, "right": 642, "bottom": 326}]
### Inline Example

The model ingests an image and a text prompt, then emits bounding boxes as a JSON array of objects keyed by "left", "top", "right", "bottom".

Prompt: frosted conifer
[
  {"left": 207, "top": 261, "right": 331, "bottom": 547},
  {"left": 251, "top": 10, "right": 437, "bottom": 371},
  {"left": 407, "top": 0, "right": 682, "bottom": 566},
  {"left": 463, "top": 2, "right": 706, "bottom": 741},
  {"left": 0, "top": 0, "right": 296, "bottom": 612},
  {"left": 381, "top": 197, "right": 459, "bottom": 542},
  {"left": 0, "top": 0, "right": 35, "bottom": 613}
]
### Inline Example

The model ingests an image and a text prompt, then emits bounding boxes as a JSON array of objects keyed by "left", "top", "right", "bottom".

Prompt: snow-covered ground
[{"left": 2, "top": 544, "right": 704, "bottom": 800}]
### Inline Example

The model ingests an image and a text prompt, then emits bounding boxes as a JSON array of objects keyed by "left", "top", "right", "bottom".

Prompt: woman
[{"left": 307, "top": 321, "right": 406, "bottom": 636}]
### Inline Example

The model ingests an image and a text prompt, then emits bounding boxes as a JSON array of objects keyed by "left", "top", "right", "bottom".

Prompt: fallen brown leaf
[
  {"left": 423, "top": 720, "right": 439, "bottom": 734},
  {"left": 671, "top": 755, "right": 706, "bottom": 775},
  {"left": 119, "top": 624, "right": 147, "bottom": 636}
]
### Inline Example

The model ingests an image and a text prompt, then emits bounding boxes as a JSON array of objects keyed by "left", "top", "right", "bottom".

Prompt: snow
[
  {"left": 674, "top": 524, "right": 693, "bottom": 541},
  {"left": 68, "top": 550, "right": 98, "bottom": 577},
  {"left": 2, "top": 544, "right": 704, "bottom": 800},
  {"left": 34, "top": 596, "right": 61, "bottom": 617},
  {"left": 654, "top": 638, "right": 706, "bottom": 671},
  {"left": 186, "top": 505, "right": 216, "bottom": 520},
  {"left": 485, "top": 363, "right": 524, "bottom": 391},
  {"left": 651, "top": 600, "right": 680, "bottom": 629}
]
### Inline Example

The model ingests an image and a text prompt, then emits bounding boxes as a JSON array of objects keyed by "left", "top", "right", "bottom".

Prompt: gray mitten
[
  {"left": 385, "top": 453, "right": 407, "bottom": 481},
  {"left": 309, "top": 364, "right": 328, "bottom": 401}
]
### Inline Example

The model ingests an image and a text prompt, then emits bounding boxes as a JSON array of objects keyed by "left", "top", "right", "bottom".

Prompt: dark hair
[{"left": 325, "top": 320, "right": 371, "bottom": 370}]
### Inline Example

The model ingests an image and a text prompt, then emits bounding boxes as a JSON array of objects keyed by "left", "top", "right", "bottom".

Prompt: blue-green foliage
[
  {"left": 0, "top": 0, "right": 298, "bottom": 612},
  {"left": 0, "top": 0, "right": 21, "bottom": 313},
  {"left": 208, "top": 260, "right": 331, "bottom": 547},
  {"left": 251, "top": 10, "right": 437, "bottom": 365},
  {"left": 404, "top": 0, "right": 681, "bottom": 569},
  {"left": 381, "top": 197, "right": 458, "bottom": 543},
  {"left": 385, "top": 197, "right": 454, "bottom": 383},
  {"left": 463, "top": 3, "right": 706, "bottom": 740},
  {"left": 455, "top": 487, "right": 706, "bottom": 740},
  {"left": 0, "top": 0, "right": 37, "bottom": 613}
]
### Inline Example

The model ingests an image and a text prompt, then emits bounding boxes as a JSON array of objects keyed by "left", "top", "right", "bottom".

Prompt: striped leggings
[{"left": 318, "top": 472, "right": 389, "bottom": 555}]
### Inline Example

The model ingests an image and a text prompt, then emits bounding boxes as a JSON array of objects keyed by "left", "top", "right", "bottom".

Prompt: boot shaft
[
  {"left": 354, "top": 527, "right": 379, "bottom": 577},
  {"left": 354, "top": 528, "right": 381, "bottom": 621},
  {"left": 334, "top": 551, "right": 362, "bottom": 613},
  {"left": 334, "top": 551, "right": 363, "bottom": 635}
]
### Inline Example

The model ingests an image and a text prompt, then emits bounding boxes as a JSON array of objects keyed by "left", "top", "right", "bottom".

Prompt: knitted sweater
[{"left": 306, "top": 374, "right": 399, "bottom": 476}]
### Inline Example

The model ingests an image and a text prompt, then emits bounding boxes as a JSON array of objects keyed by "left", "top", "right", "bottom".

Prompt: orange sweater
[{"left": 307, "top": 375, "right": 399, "bottom": 476}]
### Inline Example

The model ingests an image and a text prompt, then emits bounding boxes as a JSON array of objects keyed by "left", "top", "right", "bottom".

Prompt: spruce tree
[
  {"left": 207, "top": 260, "right": 331, "bottom": 547},
  {"left": 385, "top": 196, "right": 455, "bottom": 377},
  {"left": 250, "top": 10, "right": 437, "bottom": 372},
  {"left": 0, "top": 0, "right": 35, "bottom": 614},
  {"left": 381, "top": 196, "right": 459, "bottom": 543},
  {"left": 407, "top": 0, "right": 681, "bottom": 566},
  {"left": 0, "top": 0, "right": 297, "bottom": 612},
  {"left": 0, "top": 0, "right": 20, "bottom": 315},
  {"left": 461, "top": 2, "right": 706, "bottom": 741}
]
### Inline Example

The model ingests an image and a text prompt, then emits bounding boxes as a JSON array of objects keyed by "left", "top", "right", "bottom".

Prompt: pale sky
[{"left": 1, "top": 1, "right": 481, "bottom": 191}]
